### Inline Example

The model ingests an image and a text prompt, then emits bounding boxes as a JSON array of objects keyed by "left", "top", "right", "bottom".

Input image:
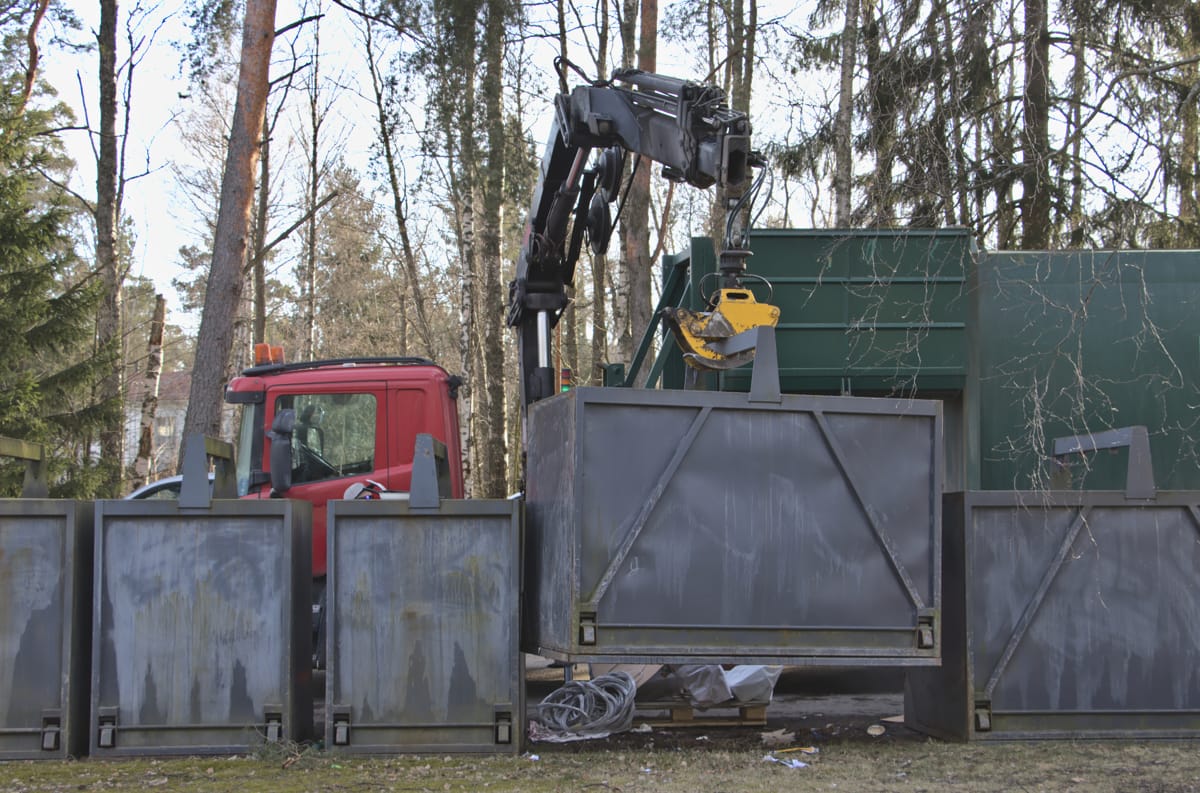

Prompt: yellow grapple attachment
[{"left": 663, "top": 288, "right": 780, "bottom": 371}]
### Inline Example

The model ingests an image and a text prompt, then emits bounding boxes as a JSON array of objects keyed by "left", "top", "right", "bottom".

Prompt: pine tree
[{"left": 0, "top": 97, "right": 118, "bottom": 497}]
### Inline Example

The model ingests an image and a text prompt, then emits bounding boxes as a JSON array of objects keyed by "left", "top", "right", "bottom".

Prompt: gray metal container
[
  {"left": 90, "top": 499, "right": 312, "bottom": 756},
  {"left": 524, "top": 386, "right": 943, "bottom": 664},
  {"left": 325, "top": 498, "right": 522, "bottom": 754},
  {"left": 906, "top": 491, "right": 1200, "bottom": 740},
  {"left": 0, "top": 500, "right": 92, "bottom": 759}
]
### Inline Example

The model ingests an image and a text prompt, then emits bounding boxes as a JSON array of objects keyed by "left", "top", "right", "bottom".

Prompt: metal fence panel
[
  {"left": 525, "top": 386, "right": 942, "bottom": 664},
  {"left": 0, "top": 500, "right": 92, "bottom": 759},
  {"left": 90, "top": 499, "right": 312, "bottom": 756},
  {"left": 907, "top": 491, "right": 1200, "bottom": 740},
  {"left": 326, "top": 499, "right": 522, "bottom": 754}
]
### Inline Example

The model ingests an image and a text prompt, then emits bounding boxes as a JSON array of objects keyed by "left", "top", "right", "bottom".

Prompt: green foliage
[
  {"left": 0, "top": 96, "right": 118, "bottom": 497},
  {"left": 181, "top": 0, "right": 243, "bottom": 86}
]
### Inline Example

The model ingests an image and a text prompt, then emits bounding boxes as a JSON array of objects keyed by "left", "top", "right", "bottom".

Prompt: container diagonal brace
[
  {"left": 584, "top": 406, "right": 712, "bottom": 609},
  {"left": 982, "top": 506, "right": 1092, "bottom": 700},
  {"left": 812, "top": 411, "right": 925, "bottom": 611}
]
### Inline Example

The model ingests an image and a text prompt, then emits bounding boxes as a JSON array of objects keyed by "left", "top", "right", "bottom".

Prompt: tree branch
[
  {"left": 249, "top": 190, "right": 340, "bottom": 267},
  {"left": 1057, "top": 54, "right": 1200, "bottom": 159},
  {"left": 276, "top": 13, "right": 323, "bottom": 39},
  {"left": 270, "top": 61, "right": 310, "bottom": 87},
  {"left": 75, "top": 71, "right": 99, "bottom": 163},
  {"left": 17, "top": 0, "right": 50, "bottom": 116},
  {"left": 330, "top": 0, "right": 399, "bottom": 29},
  {"left": 34, "top": 166, "right": 96, "bottom": 214}
]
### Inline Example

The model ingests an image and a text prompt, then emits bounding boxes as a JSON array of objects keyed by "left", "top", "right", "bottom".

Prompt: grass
[{"left": 4, "top": 737, "right": 1199, "bottom": 792}]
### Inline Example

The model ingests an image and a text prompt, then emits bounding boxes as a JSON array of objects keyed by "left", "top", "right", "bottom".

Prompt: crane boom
[{"left": 507, "top": 66, "right": 769, "bottom": 409}]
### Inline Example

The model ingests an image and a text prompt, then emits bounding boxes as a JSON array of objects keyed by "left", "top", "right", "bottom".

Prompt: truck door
[{"left": 266, "top": 385, "right": 387, "bottom": 577}]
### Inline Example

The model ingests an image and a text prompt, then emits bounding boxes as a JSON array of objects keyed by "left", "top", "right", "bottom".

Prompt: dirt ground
[{"left": 4, "top": 667, "right": 1199, "bottom": 792}]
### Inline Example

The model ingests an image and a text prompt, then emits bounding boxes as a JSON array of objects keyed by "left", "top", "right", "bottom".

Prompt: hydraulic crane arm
[{"left": 507, "top": 65, "right": 770, "bottom": 409}]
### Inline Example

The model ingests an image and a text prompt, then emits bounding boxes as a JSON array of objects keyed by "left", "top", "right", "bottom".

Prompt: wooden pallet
[
  {"left": 635, "top": 701, "right": 768, "bottom": 728},
  {"left": 526, "top": 663, "right": 592, "bottom": 684}
]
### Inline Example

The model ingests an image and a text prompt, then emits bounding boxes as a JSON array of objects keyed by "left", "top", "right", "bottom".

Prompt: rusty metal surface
[
  {"left": 524, "top": 386, "right": 943, "bottom": 664},
  {"left": 325, "top": 498, "right": 522, "bottom": 754},
  {"left": 0, "top": 500, "right": 92, "bottom": 759},
  {"left": 90, "top": 499, "right": 312, "bottom": 756},
  {"left": 906, "top": 491, "right": 1200, "bottom": 740}
]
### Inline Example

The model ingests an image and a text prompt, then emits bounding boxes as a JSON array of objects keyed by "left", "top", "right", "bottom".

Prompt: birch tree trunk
[{"left": 132, "top": 295, "right": 166, "bottom": 489}]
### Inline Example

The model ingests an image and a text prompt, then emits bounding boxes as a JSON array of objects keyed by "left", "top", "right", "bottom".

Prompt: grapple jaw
[{"left": 663, "top": 288, "right": 780, "bottom": 371}]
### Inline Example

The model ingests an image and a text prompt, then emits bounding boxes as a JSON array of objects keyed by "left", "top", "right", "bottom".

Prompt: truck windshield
[{"left": 273, "top": 392, "right": 377, "bottom": 485}]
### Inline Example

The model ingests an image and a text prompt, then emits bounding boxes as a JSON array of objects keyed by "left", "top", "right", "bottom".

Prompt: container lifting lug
[
  {"left": 333, "top": 707, "right": 352, "bottom": 746},
  {"left": 494, "top": 711, "right": 513, "bottom": 744},
  {"left": 40, "top": 710, "right": 61, "bottom": 752},
  {"left": 97, "top": 707, "right": 118, "bottom": 749},
  {"left": 579, "top": 613, "right": 597, "bottom": 646},
  {"left": 264, "top": 709, "right": 283, "bottom": 743},
  {"left": 916, "top": 612, "right": 937, "bottom": 650},
  {"left": 974, "top": 702, "right": 992, "bottom": 733}
]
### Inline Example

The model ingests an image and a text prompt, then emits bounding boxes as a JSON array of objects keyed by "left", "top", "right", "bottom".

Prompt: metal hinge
[
  {"left": 494, "top": 710, "right": 513, "bottom": 745},
  {"left": 973, "top": 701, "right": 992, "bottom": 733},
  {"left": 332, "top": 706, "right": 352, "bottom": 746},
  {"left": 40, "top": 710, "right": 61, "bottom": 752},
  {"left": 578, "top": 612, "right": 597, "bottom": 646},
  {"left": 97, "top": 707, "right": 119, "bottom": 749},
  {"left": 264, "top": 708, "right": 283, "bottom": 743}
]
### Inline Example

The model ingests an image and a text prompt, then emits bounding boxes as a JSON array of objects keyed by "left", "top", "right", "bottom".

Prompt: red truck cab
[{"left": 224, "top": 356, "right": 465, "bottom": 577}]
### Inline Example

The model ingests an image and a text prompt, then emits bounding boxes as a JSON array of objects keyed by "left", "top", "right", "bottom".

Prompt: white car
[{"left": 125, "top": 474, "right": 213, "bottom": 500}]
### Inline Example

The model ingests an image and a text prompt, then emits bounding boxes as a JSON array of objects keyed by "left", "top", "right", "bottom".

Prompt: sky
[{"left": 42, "top": 2, "right": 812, "bottom": 332}]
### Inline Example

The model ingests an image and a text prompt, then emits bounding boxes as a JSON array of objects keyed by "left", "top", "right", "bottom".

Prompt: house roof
[{"left": 127, "top": 369, "right": 192, "bottom": 405}]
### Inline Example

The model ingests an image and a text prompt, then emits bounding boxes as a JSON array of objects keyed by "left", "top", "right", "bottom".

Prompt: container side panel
[
  {"left": 526, "top": 388, "right": 942, "bottom": 662},
  {"left": 974, "top": 504, "right": 1200, "bottom": 715},
  {"left": 909, "top": 492, "right": 1200, "bottom": 741},
  {"left": 691, "top": 229, "right": 972, "bottom": 394},
  {"left": 524, "top": 393, "right": 576, "bottom": 654},
  {"left": 93, "top": 501, "right": 309, "bottom": 755},
  {"left": 905, "top": 492, "right": 970, "bottom": 741},
  {"left": 0, "top": 516, "right": 66, "bottom": 729},
  {"left": 99, "top": 516, "right": 287, "bottom": 727},
  {"left": 978, "top": 250, "right": 1200, "bottom": 491},
  {"left": 328, "top": 501, "right": 520, "bottom": 753},
  {"left": 591, "top": 408, "right": 914, "bottom": 628},
  {"left": 333, "top": 517, "right": 513, "bottom": 717}
]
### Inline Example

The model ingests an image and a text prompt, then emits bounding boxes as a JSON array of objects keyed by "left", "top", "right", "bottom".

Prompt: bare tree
[
  {"left": 477, "top": 0, "right": 509, "bottom": 497},
  {"left": 1020, "top": 0, "right": 1051, "bottom": 248},
  {"left": 360, "top": 6, "right": 436, "bottom": 356},
  {"left": 613, "top": 0, "right": 655, "bottom": 372},
  {"left": 95, "top": 0, "right": 124, "bottom": 496}
]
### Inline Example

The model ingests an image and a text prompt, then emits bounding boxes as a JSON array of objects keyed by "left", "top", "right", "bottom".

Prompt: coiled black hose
[{"left": 535, "top": 671, "right": 639, "bottom": 738}]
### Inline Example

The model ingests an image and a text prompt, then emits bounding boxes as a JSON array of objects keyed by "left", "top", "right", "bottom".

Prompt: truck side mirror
[{"left": 267, "top": 408, "right": 296, "bottom": 496}]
